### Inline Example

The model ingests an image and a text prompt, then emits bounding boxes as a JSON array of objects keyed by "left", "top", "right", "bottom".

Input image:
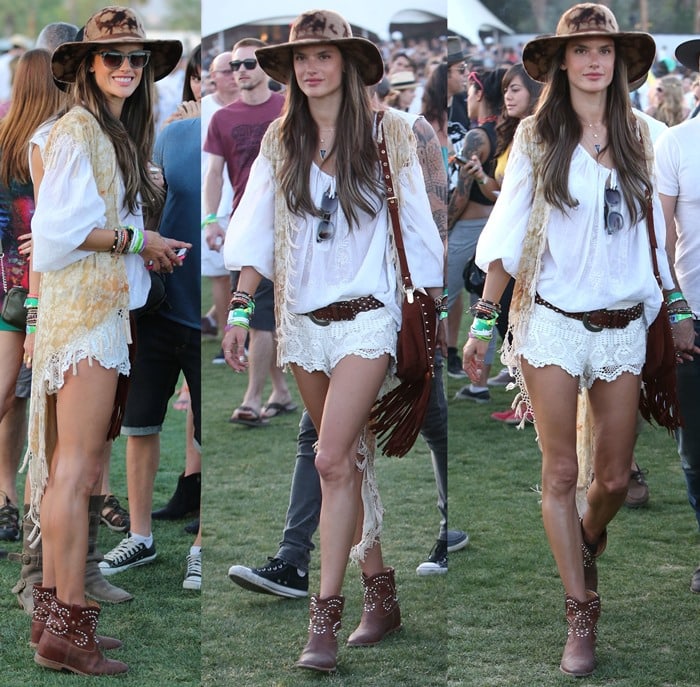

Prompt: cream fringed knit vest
[{"left": 23, "top": 107, "right": 131, "bottom": 536}]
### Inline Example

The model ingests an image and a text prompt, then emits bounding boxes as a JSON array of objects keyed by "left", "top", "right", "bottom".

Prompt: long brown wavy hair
[
  {"left": 0, "top": 50, "right": 65, "bottom": 187},
  {"left": 495, "top": 63, "right": 542, "bottom": 158},
  {"left": 534, "top": 44, "right": 652, "bottom": 223},
  {"left": 69, "top": 49, "right": 163, "bottom": 217},
  {"left": 277, "top": 50, "right": 383, "bottom": 228}
]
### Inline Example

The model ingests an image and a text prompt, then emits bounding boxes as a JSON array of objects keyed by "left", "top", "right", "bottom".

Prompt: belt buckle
[
  {"left": 308, "top": 313, "right": 331, "bottom": 326},
  {"left": 582, "top": 312, "right": 604, "bottom": 332}
]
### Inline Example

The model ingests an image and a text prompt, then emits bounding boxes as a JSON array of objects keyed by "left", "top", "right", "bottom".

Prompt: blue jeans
[
  {"left": 675, "top": 320, "right": 700, "bottom": 530},
  {"left": 275, "top": 351, "right": 449, "bottom": 571}
]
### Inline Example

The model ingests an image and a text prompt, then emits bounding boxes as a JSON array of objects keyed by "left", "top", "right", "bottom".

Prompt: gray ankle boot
[
  {"left": 85, "top": 495, "right": 133, "bottom": 604},
  {"left": 9, "top": 506, "right": 42, "bottom": 614}
]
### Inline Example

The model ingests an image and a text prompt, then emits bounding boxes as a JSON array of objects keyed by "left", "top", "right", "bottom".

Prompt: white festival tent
[
  {"left": 448, "top": 0, "right": 514, "bottom": 45},
  {"left": 202, "top": 0, "right": 447, "bottom": 41}
]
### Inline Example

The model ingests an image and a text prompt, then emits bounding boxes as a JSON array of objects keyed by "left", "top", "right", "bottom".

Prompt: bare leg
[
  {"left": 125, "top": 434, "right": 160, "bottom": 538},
  {"left": 41, "top": 361, "right": 117, "bottom": 605},
  {"left": 521, "top": 361, "right": 585, "bottom": 601},
  {"left": 583, "top": 373, "right": 640, "bottom": 541},
  {"left": 0, "top": 396, "right": 27, "bottom": 505},
  {"left": 266, "top": 335, "right": 294, "bottom": 407},
  {"left": 211, "top": 275, "right": 230, "bottom": 335},
  {"left": 184, "top": 406, "right": 201, "bottom": 476},
  {"left": 235, "top": 328, "right": 274, "bottom": 417},
  {"left": 292, "top": 354, "right": 390, "bottom": 598}
]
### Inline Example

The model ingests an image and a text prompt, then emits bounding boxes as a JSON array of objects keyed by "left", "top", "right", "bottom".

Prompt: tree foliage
[{"left": 481, "top": 0, "right": 697, "bottom": 34}]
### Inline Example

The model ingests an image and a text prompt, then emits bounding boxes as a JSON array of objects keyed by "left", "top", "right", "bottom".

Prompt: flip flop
[
  {"left": 261, "top": 402, "right": 298, "bottom": 419},
  {"left": 229, "top": 406, "right": 270, "bottom": 427}
]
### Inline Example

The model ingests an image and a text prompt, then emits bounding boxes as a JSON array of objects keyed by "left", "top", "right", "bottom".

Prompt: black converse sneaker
[
  {"left": 228, "top": 557, "right": 308, "bottom": 598},
  {"left": 98, "top": 535, "right": 157, "bottom": 576},
  {"left": 416, "top": 540, "right": 448, "bottom": 576}
]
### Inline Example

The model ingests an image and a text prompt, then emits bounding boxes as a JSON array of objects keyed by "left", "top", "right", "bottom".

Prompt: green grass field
[{"left": 201, "top": 315, "right": 700, "bottom": 686}]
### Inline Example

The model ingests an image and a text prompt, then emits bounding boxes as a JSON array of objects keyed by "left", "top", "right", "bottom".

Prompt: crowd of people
[{"left": 0, "top": 0, "right": 698, "bottom": 681}]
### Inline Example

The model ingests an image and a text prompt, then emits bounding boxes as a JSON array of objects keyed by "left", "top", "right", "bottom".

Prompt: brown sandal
[{"left": 100, "top": 495, "right": 130, "bottom": 533}]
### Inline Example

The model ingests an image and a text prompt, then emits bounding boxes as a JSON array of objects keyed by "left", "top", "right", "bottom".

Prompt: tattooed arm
[
  {"left": 412, "top": 116, "right": 448, "bottom": 243},
  {"left": 447, "top": 127, "right": 490, "bottom": 230}
]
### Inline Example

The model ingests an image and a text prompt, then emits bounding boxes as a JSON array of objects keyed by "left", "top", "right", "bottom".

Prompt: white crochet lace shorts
[
  {"left": 281, "top": 307, "right": 397, "bottom": 374},
  {"left": 519, "top": 303, "right": 646, "bottom": 389}
]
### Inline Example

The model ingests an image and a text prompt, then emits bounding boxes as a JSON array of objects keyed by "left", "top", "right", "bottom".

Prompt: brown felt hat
[
  {"left": 255, "top": 9, "right": 384, "bottom": 86},
  {"left": 51, "top": 6, "right": 182, "bottom": 84},
  {"left": 522, "top": 3, "right": 656, "bottom": 84}
]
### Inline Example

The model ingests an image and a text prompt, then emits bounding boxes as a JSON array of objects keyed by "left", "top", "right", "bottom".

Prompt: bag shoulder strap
[{"left": 376, "top": 111, "right": 415, "bottom": 296}]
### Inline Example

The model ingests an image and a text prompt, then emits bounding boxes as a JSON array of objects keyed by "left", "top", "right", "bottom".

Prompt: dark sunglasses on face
[
  {"left": 317, "top": 189, "right": 338, "bottom": 242},
  {"left": 230, "top": 58, "right": 257, "bottom": 72},
  {"left": 95, "top": 50, "right": 151, "bottom": 70},
  {"left": 604, "top": 187, "right": 623, "bottom": 235}
]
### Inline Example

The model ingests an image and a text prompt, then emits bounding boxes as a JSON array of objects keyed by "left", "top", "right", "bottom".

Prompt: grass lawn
[{"left": 0, "top": 384, "right": 200, "bottom": 686}]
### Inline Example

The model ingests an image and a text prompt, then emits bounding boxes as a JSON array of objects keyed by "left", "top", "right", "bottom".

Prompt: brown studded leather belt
[
  {"left": 534, "top": 294, "right": 643, "bottom": 332},
  {"left": 305, "top": 296, "right": 384, "bottom": 326}
]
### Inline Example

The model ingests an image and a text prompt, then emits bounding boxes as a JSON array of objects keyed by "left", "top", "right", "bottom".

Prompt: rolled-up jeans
[{"left": 675, "top": 319, "right": 700, "bottom": 530}]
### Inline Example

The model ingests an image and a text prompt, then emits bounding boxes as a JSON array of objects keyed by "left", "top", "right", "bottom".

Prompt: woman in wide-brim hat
[
  {"left": 26, "top": 5, "right": 188, "bottom": 676},
  {"left": 223, "top": 8, "right": 443, "bottom": 674},
  {"left": 464, "top": 2, "right": 694, "bottom": 677}
]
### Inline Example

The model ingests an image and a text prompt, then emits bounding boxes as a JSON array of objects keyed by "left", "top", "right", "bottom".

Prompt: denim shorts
[{"left": 121, "top": 312, "right": 200, "bottom": 444}]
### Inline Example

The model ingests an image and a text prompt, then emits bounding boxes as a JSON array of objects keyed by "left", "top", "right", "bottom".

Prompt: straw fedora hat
[
  {"left": 52, "top": 6, "right": 182, "bottom": 84},
  {"left": 255, "top": 9, "right": 384, "bottom": 86},
  {"left": 675, "top": 39, "right": 700, "bottom": 72},
  {"left": 389, "top": 70, "right": 417, "bottom": 90},
  {"left": 522, "top": 3, "right": 656, "bottom": 84}
]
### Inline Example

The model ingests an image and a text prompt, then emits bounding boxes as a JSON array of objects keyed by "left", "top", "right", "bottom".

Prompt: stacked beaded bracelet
[
  {"left": 666, "top": 290, "right": 693, "bottom": 324},
  {"left": 469, "top": 298, "right": 501, "bottom": 341},
  {"left": 435, "top": 290, "right": 448, "bottom": 321},
  {"left": 201, "top": 213, "right": 218, "bottom": 228},
  {"left": 24, "top": 294, "right": 39, "bottom": 334},
  {"left": 226, "top": 290, "right": 256, "bottom": 331},
  {"left": 110, "top": 226, "right": 147, "bottom": 255}
]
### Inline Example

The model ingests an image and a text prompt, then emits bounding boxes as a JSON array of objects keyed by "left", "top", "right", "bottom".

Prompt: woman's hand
[
  {"left": 141, "top": 231, "right": 191, "bottom": 273},
  {"left": 462, "top": 336, "right": 490, "bottom": 383},
  {"left": 18, "top": 232, "right": 32, "bottom": 257},
  {"left": 23, "top": 331, "right": 35, "bottom": 369},
  {"left": 463, "top": 154, "right": 487, "bottom": 184},
  {"left": 671, "top": 318, "right": 700, "bottom": 363},
  {"left": 223, "top": 325, "right": 249, "bottom": 372}
]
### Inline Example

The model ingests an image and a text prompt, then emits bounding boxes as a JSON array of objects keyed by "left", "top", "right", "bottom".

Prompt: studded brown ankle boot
[
  {"left": 560, "top": 591, "right": 601, "bottom": 677},
  {"left": 347, "top": 567, "right": 402, "bottom": 647},
  {"left": 581, "top": 520, "right": 607, "bottom": 593},
  {"left": 295, "top": 594, "right": 344, "bottom": 673},
  {"left": 34, "top": 596, "right": 128, "bottom": 675},
  {"left": 31, "top": 586, "right": 123, "bottom": 651}
]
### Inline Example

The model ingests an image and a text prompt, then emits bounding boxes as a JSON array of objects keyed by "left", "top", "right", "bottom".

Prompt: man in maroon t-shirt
[{"left": 203, "top": 38, "right": 295, "bottom": 425}]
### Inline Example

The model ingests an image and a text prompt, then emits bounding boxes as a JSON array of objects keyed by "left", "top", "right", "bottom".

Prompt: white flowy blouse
[
  {"left": 476, "top": 139, "right": 673, "bottom": 326},
  {"left": 31, "top": 123, "right": 150, "bottom": 311},
  {"left": 224, "top": 143, "right": 444, "bottom": 331}
]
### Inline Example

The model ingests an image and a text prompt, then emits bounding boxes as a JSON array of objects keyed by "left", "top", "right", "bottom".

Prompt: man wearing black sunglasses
[{"left": 203, "top": 38, "right": 293, "bottom": 426}]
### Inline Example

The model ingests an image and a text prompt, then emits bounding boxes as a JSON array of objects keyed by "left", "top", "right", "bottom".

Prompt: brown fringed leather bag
[
  {"left": 369, "top": 115, "right": 437, "bottom": 457},
  {"left": 639, "top": 198, "right": 682, "bottom": 430}
]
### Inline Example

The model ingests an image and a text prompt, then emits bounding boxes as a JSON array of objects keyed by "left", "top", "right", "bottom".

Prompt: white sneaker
[
  {"left": 183, "top": 551, "right": 201, "bottom": 590},
  {"left": 487, "top": 368, "right": 515, "bottom": 386}
]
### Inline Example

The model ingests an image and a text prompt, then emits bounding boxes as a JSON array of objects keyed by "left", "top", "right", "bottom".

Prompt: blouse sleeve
[
  {"left": 475, "top": 128, "right": 534, "bottom": 276},
  {"left": 396, "top": 155, "right": 444, "bottom": 289},
  {"left": 223, "top": 153, "right": 275, "bottom": 279},
  {"left": 31, "top": 129, "right": 107, "bottom": 273}
]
